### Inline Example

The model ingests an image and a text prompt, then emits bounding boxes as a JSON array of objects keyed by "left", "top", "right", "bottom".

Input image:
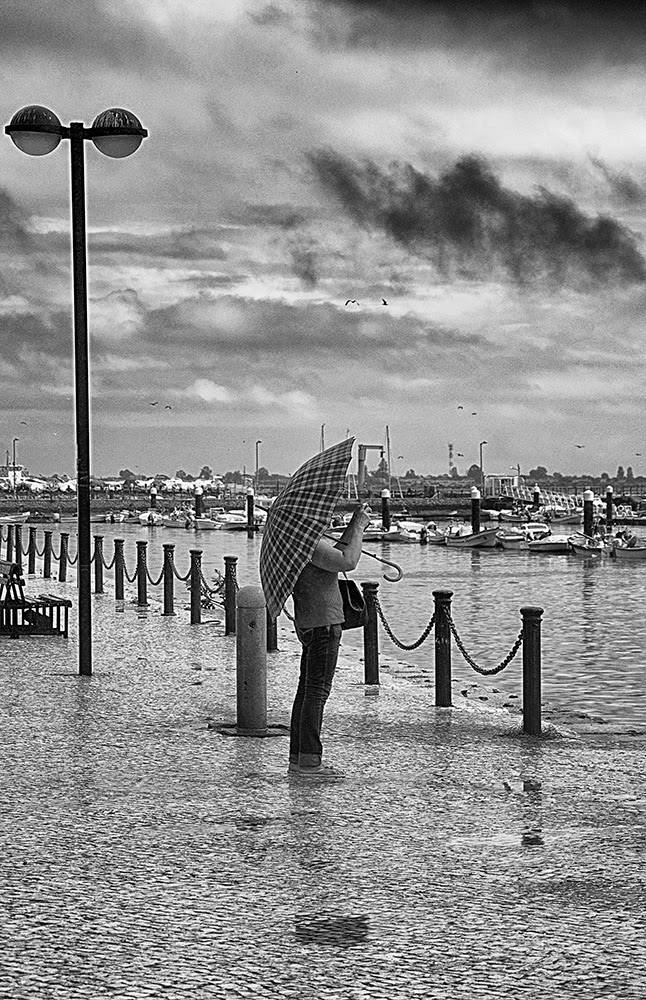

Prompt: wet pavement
[{"left": 1, "top": 577, "right": 645, "bottom": 999}]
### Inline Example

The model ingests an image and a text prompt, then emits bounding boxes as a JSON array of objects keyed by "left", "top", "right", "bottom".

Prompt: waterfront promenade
[{"left": 1, "top": 578, "right": 644, "bottom": 999}]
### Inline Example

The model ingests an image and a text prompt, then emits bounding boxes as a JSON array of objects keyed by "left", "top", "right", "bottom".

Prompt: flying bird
[
  {"left": 457, "top": 405, "right": 464, "bottom": 410},
  {"left": 471, "top": 412, "right": 477, "bottom": 416},
  {"left": 149, "top": 401, "right": 159, "bottom": 406},
  {"left": 457, "top": 452, "right": 464, "bottom": 457},
  {"left": 636, "top": 453, "right": 642, "bottom": 456},
  {"left": 381, "top": 298, "right": 388, "bottom": 305},
  {"left": 345, "top": 299, "right": 359, "bottom": 306},
  {"left": 574, "top": 444, "right": 585, "bottom": 449},
  {"left": 164, "top": 405, "right": 173, "bottom": 410},
  {"left": 19, "top": 421, "right": 28, "bottom": 425}
]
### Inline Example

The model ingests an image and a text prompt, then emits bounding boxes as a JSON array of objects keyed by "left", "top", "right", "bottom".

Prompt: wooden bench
[{"left": 0, "top": 559, "right": 72, "bottom": 638}]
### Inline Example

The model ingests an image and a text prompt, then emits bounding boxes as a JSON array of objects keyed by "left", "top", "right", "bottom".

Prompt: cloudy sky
[{"left": 2, "top": 0, "right": 646, "bottom": 480}]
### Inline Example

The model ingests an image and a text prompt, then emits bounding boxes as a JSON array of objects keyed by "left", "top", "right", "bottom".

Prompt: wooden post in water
[
  {"left": 381, "top": 489, "right": 391, "bottom": 531},
  {"left": 433, "top": 589, "right": 453, "bottom": 706},
  {"left": 532, "top": 484, "right": 540, "bottom": 509},
  {"left": 361, "top": 581, "right": 380, "bottom": 684},
  {"left": 583, "top": 488, "right": 594, "bottom": 537},
  {"left": 246, "top": 488, "right": 255, "bottom": 539},
  {"left": 605, "top": 486, "right": 614, "bottom": 529},
  {"left": 521, "top": 606, "right": 543, "bottom": 735},
  {"left": 470, "top": 487, "right": 481, "bottom": 534}
]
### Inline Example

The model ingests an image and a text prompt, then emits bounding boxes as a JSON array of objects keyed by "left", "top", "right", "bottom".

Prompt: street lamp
[
  {"left": 479, "top": 440, "right": 487, "bottom": 493},
  {"left": 12, "top": 437, "right": 18, "bottom": 498},
  {"left": 5, "top": 105, "right": 147, "bottom": 676},
  {"left": 255, "top": 440, "right": 262, "bottom": 493}
]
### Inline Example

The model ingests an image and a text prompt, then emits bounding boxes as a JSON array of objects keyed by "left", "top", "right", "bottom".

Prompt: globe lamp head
[
  {"left": 91, "top": 108, "right": 146, "bottom": 158},
  {"left": 5, "top": 105, "right": 62, "bottom": 155}
]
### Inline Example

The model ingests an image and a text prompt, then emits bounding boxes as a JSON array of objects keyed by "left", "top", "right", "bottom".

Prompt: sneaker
[{"left": 290, "top": 763, "right": 344, "bottom": 778}]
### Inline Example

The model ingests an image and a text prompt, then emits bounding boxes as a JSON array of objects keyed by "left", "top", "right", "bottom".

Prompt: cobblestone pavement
[{"left": 1, "top": 579, "right": 645, "bottom": 999}]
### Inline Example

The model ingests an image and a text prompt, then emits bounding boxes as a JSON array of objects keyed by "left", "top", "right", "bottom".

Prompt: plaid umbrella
[{"left": 260, "top": 437, "right": 355, "bottom": 619}]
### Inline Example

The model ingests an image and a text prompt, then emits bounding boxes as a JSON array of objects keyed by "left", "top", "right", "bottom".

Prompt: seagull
[
  {"left": 574, "top": 444, "right": 585, "bottom": 449},
  {"left": 19, "top": 421, "right": 28, "bottom": 425},
  {"left": 150, "top": 401, "right": 159, "bottom": 406},
  {"left": 381, "top": 298, "right": 388, "bottom": 305},
  {"left": 164, "top": 405, "right": 173, "bottom": 410},
  {"left": 457, "top": 405, "right": 464, "bottom": 410},
  {"left": 635, "top": 453, "right": 642, "bottom": 457},
  {"left": 345, "top": 299, "right": 359, "bottom": 306},
  {"left": 471, "top": 412, "right": 477, "bottom": 416},
  {"left": 457, "top": 452, "right": 464, "bottom": 457}
]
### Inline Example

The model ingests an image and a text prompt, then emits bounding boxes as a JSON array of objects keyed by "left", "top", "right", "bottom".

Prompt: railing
[{"left": 361, "top": 581, "right": 544, "bottom": 736}]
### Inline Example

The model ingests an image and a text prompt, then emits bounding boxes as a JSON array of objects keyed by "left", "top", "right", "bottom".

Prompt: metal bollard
[
  {"left": 114, "top": 539, "right": 125, "bottom": 603},
  {"left": 381, "top": 489, "right": 391, "bottom": 531},
  {"left": 605, "top": 486, "right": 614, "bottom": 529},
  {"left": 94, "top": 535, "right": 104, "bottom": 594},
  {"left": 43, "top": 530, "right": 52, "bottom": 579},
  {"left": 162, "top": 543, "right": 175, "bottom": 616},
  {"left": 246, "top": 489, "right": 255, "bottom": 538},
  {"left": 433, "top": 589, "right": 453, "bottom": 707},
  {"left": 361, "top": 581, "right": 380, "bottom": 684},
  {"left": 136, "top": 540, "right": 148, "bottom": 606},
  {"left": 5, "top": 524, "right": 14, "bottom": 562},
  {"left": 583, "top": 488, "right": 594, "bottom": 538},
  {"left": 13, "top": 525, "right": 23, "bottom": 573},
  {"left": 266, "top": 609, "right": 278, "bottom": 652},
  {"left": 470, "top": 487, "right": 481, "bottom": 534},
  {"left": 27, "top": 526, "right": 37, "bottom": 575},
  {"left": 59, "top": 533, "right": 69, "bottom": 583},
  {"left": 224, "top": 555, "right": 238, "bottom": 635},
  {"left": 190, "top": 549, "right": 202, "bottom": 625},
  {"left": 521, "top": 606, "right": 543, "bottom": 736},
  {"left": 236, "top": 585, "right": 268, "bottom": 734}
]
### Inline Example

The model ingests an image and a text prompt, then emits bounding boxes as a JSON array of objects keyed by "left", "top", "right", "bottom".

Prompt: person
[{"left": 288, "top": 502, "right": 371, "bottom": 778}]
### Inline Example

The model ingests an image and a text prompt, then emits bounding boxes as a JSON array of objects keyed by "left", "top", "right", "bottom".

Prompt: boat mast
[{"left": 385, "top": 425, "right": 392, "bottom": 494}]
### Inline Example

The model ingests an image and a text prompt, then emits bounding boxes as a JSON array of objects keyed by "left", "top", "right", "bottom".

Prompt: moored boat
[
  {"left": 610, "top": 542, "right": 646, "bottom": 561},
  {"left": 527, "top": 534, "right": 571, "bottom": 554},
  {"left": 0, "top": 511, "right": 30, "bottom": 524},
  {"left": 568, "top": 533, "right": 607, "bottom": 556},
  {"left": 445, "top": 525, "right": 500, "bottom": 548},
  {"left": 139, "top": 509, "right": 164, "bottom": 526}
]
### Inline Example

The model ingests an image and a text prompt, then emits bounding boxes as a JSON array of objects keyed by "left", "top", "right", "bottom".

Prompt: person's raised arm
[{"left": 310, "top": 503, "right": 371, "bottom": 573}]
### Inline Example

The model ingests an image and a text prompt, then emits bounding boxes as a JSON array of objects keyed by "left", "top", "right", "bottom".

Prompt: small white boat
[
  {"left": 568, "top": 533, "right": 606, "bottom": 556},
  {"left": 610, "top": 542, "right": 646, "bottom": 561},
  {"left": 139, "top": 509, "right": 164, "bottom": 526},
  {"left": 445, "top": 525, "right": 501, "bottom": 548},
  {"left": 0, "top": 511, "right": 30, "bottom": 524},
  {"left": 214, "top": 509, "right": 265, "bottom": 531},
  {"left": 104, "top": 510, "right": 127, "bottom": 524},
  {"left": 527, "top": 534, "right": 571, "bottom": 554},
  {"left": 550, "top": 511, "right": 584, "bottom": 526}
]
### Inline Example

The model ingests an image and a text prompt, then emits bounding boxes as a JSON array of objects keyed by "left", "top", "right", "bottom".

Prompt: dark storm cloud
[
  {"left": 0, "top": 310, "right": 72, "bottom": 366},
  {"left": 0, "top": 0, "right": 183, "bottom": 73},
  {"left": 309, "top": 150, "right": 646, "bottom": 287},
  {"left": 589, "top": 157, "right": 645, "bottom": 206},
  {"left": 139, "top": 294, "right": 479, "bottom": 360},
  {"left": 315, "top": 1, "right": 646, "bottom": 69}
]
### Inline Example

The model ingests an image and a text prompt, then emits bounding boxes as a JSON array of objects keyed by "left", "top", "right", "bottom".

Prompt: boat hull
[
  {"left": 527, "top": 536, "right": 570, "bottom": 554},
  {"left": 445, "top": 527, "right": 500, "bottom": 548}
]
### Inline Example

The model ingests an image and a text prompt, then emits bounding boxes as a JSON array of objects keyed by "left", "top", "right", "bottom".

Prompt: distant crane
[
  {"left": 357, "top": 443, "right": 384, "bottom": 492},
  {"left": 448, "top": 442, "right": 455, "bottom": 476}
]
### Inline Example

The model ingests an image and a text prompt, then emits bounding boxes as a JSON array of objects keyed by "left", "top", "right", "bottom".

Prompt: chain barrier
[
  {"left": 50, "top": 542, "right": 61, "bottom": 561},
  {"left": 444, "top": 608, "right": 523, "bottom": 676},
  {"left": 146, "top": 563, "right": 165, "bottom": 587},
  {"left": 193, "top": 568, "right": 226, "bottom": 609},
  {"left": 68, "top": 550, "right": 79, "bottom": 565},
  {"left": 101, "top": 550, "right": 116, "bottom": 570},
  {"left": 374, "top": 596, "right": 436, "bottom": 651},
  {"left": 123, "top": 555, "right": 138, "bottom": 584},
  {"left": 170, "top": 551, "right": 192, "bottom": 582},
  {"left": 35, "top": 542, "right": 46, "bottom": 557},
  {"left": 21, "top": 538, "right": 30, "bottom": 556}
]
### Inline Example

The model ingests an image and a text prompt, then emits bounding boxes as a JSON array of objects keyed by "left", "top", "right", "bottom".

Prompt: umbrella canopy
[{"left": 260, "top": 437, "right": 355, "bottom": 619}]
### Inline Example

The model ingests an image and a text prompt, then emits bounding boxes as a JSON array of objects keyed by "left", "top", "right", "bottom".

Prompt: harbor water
[{"left": 46, "top": 519, "right": 646, "bottom": 728}]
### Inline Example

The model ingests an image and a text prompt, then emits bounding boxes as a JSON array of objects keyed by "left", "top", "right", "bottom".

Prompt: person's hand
[{"left": 349, "top": 502, "right": 372, "bottom": 530}]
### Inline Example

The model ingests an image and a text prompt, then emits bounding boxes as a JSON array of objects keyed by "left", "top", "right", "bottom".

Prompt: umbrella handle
[{"left": 360, "top": 548, "right": 403, "bottom": 582}]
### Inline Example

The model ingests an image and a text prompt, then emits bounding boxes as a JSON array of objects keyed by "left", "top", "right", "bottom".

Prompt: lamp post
[
  {"left": 255, "top": 439, "right": 262, "bottom": 493},
  {"left": 479, "top": 440, "right": 487, "bottom": 493},
  {"left": 12, "top": 437, "right": 18, "bottom": 498},
  {"left": 5, "top": 105, "right": 147, "bottom": 676}
]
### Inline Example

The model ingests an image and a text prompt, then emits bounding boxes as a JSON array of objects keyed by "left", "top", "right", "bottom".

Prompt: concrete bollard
[
  {"left": 361, "top": 581, "right": 380, "bottom": 684},
  {"left": 381, "top": 489, "right": 391, "bottom": 531},
  {"left": 59, "top": 533, "right": 69, "bottom": 583},
  {"left": 189, "top": 549, "right": 202, "bottom": 625},
  {"left": 583, "top": 488, "right": 594, "bottom": 538},
  {"left": 114, "top": 539, "right": 125, "bottom": 602},
  {"left": 13, "top": 525, "right": 23, "bottom": 573},
  {"left": 605, "top": 486, "right": 614, "bottom": 529},
  {"left": 470, "top": 487, "right": 481, "bottom": 534},
  {"left": 94, "top": 535, "right": 104, "bottom": 594},
  {"left": 521, "top": 606, "right": 543, "bottom": 736},
  {"left": 246, "top": 488, "right": 255, "bottom": 538},
  {"left": 136, "top": 540, "right": 148, "bottom": 606},
  {"left": 224, "top": 555, "right": 238, "bottom": 635},
  {"left": 162, "top": 543, "right": 175, "bottom": 616},
  {"left": 27, "top": 527, "right": 37, "bottom": 575},
  {"left": 236, "top": 585, "right": 268, "bottom": 735},
  {"left": 43, "top": 530, "right": 53, "bottom": 579},
  {"left": 433, "top": 589, "right": 453, "bottom": 707}
]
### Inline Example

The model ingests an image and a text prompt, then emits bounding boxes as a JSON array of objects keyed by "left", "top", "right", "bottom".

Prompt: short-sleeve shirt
[{"left": 293, "top": 562, "right": 344, "bottom": 629}]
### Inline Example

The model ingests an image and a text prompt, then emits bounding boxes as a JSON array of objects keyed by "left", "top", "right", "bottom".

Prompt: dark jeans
[{"left": 290, "top": 624, "right": 342, "bottom": 767}]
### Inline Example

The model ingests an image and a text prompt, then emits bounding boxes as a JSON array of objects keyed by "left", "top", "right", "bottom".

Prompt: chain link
[
  {"left": 101, "top": 550, "right": 116, "bottom": 570},
  {"left": 444, "top": 608, "right": 523, "bottom": 675},
  {"left": 170, "top": 551, "right": 192, "bottom": 582},
  {"left": 50, "top": 543, "right": 61, "bottom": 562},
  {"left": 146, "top": 564, "right": 165, "bottom": 586},
  {"left": 35, "top": 542, "right": 46, "bottom": 557},
  {"left": 374, "top": 596, "right": 436, "bottom": 651},
  {"left": 123, "top": 555, "right": 138, "bottom": 583},
  {"left": 68, "top": 550, "right": 78, "bottom": 565}
]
